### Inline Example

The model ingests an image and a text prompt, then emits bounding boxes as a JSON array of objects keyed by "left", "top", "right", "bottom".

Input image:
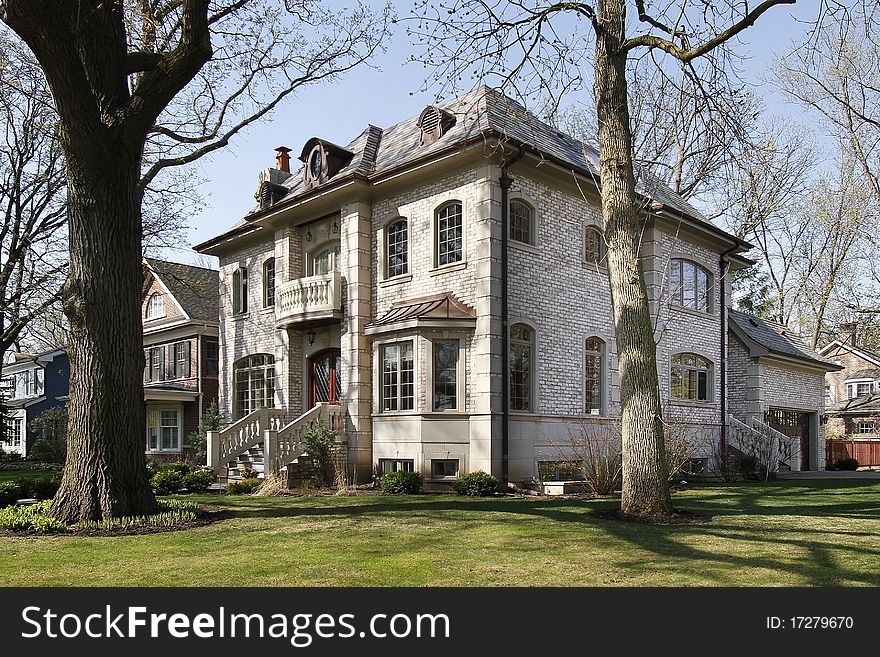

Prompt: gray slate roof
[
  {"left": 845, "top": 369, "right": 880, "bottom": 381},
  {"left": 145, "top": 258, "right": 219, "bottom": 323},
  {"left": 729, "top": 309, "right": 840, "bottom": 369},
  {"left": 226, "top": 86, "right": 716, "bottom": 231}
]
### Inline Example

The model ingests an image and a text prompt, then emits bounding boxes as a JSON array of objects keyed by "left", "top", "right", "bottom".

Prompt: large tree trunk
[
  {"left": 50, "top": 142, "right": 157, "bottom": 523},
  {"left": 594, "top": 0, "right": 673, "bottom": 517}
]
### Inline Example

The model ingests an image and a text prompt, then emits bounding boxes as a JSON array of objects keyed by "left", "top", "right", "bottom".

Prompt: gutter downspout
[
  {"left": 719, "top": 243, "right": 740, "bottom": 460},
  {"left": 500, "top": 146, "right": 525, "bottom": 486}
]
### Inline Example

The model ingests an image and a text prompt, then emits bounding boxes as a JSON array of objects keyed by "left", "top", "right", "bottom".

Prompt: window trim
[
  {"left": 584, "top": 336, "right": 607, "bottom": 416},
  {"left": 146, "top": 292, "right": 166, "bottom": 320},
  {"left": 232, "top": 266, "right": 248, "bottom": 315},
  {"left": 433, "top": 200, "right": 464, "bottom": 269},
  {"left": 509, "top": 321, "right": 537, "bottom": 414},
  {"left": 262, "top": 257, "right": 276, "bottom": 308},
  {"left": 146, "top": 406, "right": 182, "bottom": 453},
  {"left": 378, "top": 339, "right": 416, "bottom": 414},
  {"left": 583, "top": 225, "right": 607, "bottom": 269},
  {"left": 430, "top": 458, "right": 460, "bottom": 480},
  {"left": 233, "top": 354, "right": 276, "bottom": 419},
  {"left": 509, "top": 197, "right": 537, "bottom": 247},
  {"left": 427, "top": 336, "right": 464, "bottom": 413},
  {"left": 378, "top": 459, "right": 415, "bottom": 475},
  {"left": 669, "top": 258, "right": 714, "bottom": 314},
  {"left": 383, "top": 216, "right": 410, "bottom": 281},
  {"left": 670, "top": 352, "right": 713, "bottom": 403}
]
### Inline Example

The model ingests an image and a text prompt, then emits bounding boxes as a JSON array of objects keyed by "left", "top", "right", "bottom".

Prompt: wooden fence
[{"left": 826, "top": 439, "right": 880, "bottom": 468}]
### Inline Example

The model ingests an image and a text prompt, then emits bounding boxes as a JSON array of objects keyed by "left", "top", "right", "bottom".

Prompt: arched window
[
  {"left": 311, "top": 241, "right": 340, "bottom": 275},
  {"left": 584, "top": 226, "right": 606, "bottom": 266},
  {"left": 232, "top": 267, "right": 248, "bottom": 314},
  {"left": 585, "top": 337, "right": 605, "bottom": 414},
  {"left": 233, "top": 354, "right": 276, "bottom": 419},
  {"left": 146, "top": 293, "right": 165, "bottom": 319},
  {"left": 510, "top": 323, "right": 535, "bottom": 412},
  {"left": 386, "top": 218, "right": 408, "bottom": 278},
  {"left": 671, "top": 353, "right": 712, "bottom": 402},
  {"left": 263, "top": 258, "right": 275, "bottom": 308},
  {"left": 670, "top": 259, "right": 712, "bottom": 312},
  {"left": 510, "top": 200, "right": 534, "bottom": 245},
  {"left": 436, "top": 202, "right": 463, "bottom": 266}
]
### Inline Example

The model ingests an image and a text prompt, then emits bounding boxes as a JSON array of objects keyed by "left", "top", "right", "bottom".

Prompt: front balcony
[{"left": 275, "top": 271, "right": 342, "bottom": 328}]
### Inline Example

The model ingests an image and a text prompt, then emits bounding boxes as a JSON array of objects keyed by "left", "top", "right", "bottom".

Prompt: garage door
[{"left": 767, "top": 409, "right": 811, "bottom": 470}]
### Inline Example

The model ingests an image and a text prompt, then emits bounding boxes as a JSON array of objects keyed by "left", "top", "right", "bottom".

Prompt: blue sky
[{"left": 171, "top": 1, "right": 822, "bottom": 267}]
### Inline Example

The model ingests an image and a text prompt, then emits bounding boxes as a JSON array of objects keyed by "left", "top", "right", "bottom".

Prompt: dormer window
[
  {"left": 299, "top": 138, "right": 354, "bottom": 191},
  {"left": 146, "top": 293, "right": 165, "bottom": 319},
  {"left": 847, "top": 380, "right": 875, "bottom": 399},
  {"left": 418, "top": 105, "right": 456, "bottom": 147}
]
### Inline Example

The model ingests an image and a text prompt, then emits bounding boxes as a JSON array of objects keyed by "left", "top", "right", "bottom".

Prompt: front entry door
[{"left": 309, "top": 348, "right": 341, "bottom": 406}]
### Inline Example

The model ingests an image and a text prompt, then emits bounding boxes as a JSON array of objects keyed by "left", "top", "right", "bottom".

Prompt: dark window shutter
[
  {"left": 144, "top": 349, "right": 151, "bottom": 382},
  {"left": 183, "top": 341, "right": 191, "bottom": 378}
]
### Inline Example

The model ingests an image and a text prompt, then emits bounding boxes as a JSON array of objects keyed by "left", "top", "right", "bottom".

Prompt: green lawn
[
  {"left": 2, "top": 480, "right": 879, "bottom": 586},
  {"left": 0, "top": 469, "right": 59, "bottom": 484}
]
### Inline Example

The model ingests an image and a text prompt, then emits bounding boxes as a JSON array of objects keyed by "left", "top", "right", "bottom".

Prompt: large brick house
[
  {"left": 0, "top": 349, "right": 70, "bottom": 458},
  {"left": 142, "top": 259, "right": 220, "bottom": 461},
  {"left": 195, "top": 86, "right": 832, "bottom": 483}
]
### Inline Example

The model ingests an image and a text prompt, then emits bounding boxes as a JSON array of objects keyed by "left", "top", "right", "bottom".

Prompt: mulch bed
[{"left": 591, "top": 508, "right": 712, "bottom": 525}]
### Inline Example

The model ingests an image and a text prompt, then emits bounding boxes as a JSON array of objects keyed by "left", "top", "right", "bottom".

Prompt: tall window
[
  {"left": 584, "top": 226, "right": 605, "bottom": 266},
  {"left": 670, "top": 259, "right": 712, "bottom": 312},
  {"left": 386, "top": 218, "right": 408, "bottom": 278},
  {"left": 171, "top": 342, "right": 189, "bottom": 379},
  {"left": 146, "top": 409, "right": 180, "bottom": 452},
  {"left": 510, "top": 200, "right": 534, "bottom": 245},
  {"left": 234, "top": 354, "right": 275, "bottom": 419},
  {"left": 311, "top": 241, "right": 340, "bottom": 275},
  {"left": 381, "top": 342, "right": 414, "bottom": 412},
  {"left": 263, "top": 258, "right": 275, "bottom": 307},
  {"left": 433, "top": 340, "right": 459, "bottom": 411},
  {"left": 232, "top": 267, "right": 248, "bottom": 314},
  {"left": 436, "top": 202, "right": 463, "bottom": 266},
  {"left": 147, "top": 346, "right": 165, "bottom": 382},
  {"left": 585, "top": 337, "right": 605, "bottom": 414},
  {"left": 671, "top": 353, "right": 712, "bottom": 402},
  {"left": 146, "top": 293, "right": 165, "bottom": 319},
  {"left": 204, "top": 341, "right": 219, "bottom": 376},
  {"left": 510, "top": 324, "right": 534, "bottom": 412}
]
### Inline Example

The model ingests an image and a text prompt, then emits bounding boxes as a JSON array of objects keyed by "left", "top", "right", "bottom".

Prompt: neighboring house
[
  {"left": 727, "top": 310, "right": 841, "bottom": 471},
  {"left": 194, "top": 85, "right": 830, "bottom": 484},
  {"left": 142, "top": 259, "right": 220, "bottom": 462},
  {"left": 818, "top": 337, "right": 880, "bottom": 466},
  {"left": 0, "top": 349, "right": 70, "bottom": 458}
]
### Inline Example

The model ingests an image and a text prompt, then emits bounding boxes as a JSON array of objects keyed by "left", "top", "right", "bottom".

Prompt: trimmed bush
[
  {"left": 151, "top": 469, "right": 186, "bottom": 495},
  {"left": 453, "top": 471, "right": 499, "bottom": 496},
  {"left": 184, "top": 469, "right": 215, "bottom": 493},
  {"left": 226, "top": 478, "right": 262, "bottom": 495},
  {"left": 836, "top": 457, "right": 859, "bottom": 471},
  {"left": 380, "top": 470, "right": 423, "bottom": 494}
]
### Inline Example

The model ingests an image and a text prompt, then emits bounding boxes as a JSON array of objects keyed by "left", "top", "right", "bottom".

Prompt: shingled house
[
  {"left": 142, "top": 259, "right": 220, "bottom": 461},
  {"left": 194, "top": 86, "right": 833, "bottom": 484}
]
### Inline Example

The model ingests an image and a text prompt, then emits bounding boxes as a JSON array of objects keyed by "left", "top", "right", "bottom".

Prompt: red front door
[{"left": 309, "top": 348, "right": 341, "bottom": 406}]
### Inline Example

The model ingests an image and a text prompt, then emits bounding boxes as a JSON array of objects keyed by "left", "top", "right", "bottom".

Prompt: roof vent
[{"left": 418, "top": 105, "right": 456, "bottom": 147}]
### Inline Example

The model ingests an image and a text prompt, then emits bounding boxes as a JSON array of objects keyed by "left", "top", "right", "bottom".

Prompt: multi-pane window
[
  {"left": 510, "top": 324, "right": 534, "bottom": 412},
  {"left": 146, "top": 293, "right": 165, "bottom": 319},
  {"left": 379, "top": 459, "right": 415, "bottom": 475},
  {"left": 171, "top": 342, "right": 189, "bottom": 379},
  {"left": 671, "top": 353, "right": 712, "bottom": 402},
  {"left": 204, "top": 341, "right": 219, "bottom": 377},
  {"left": 848, "top": 382, "right": 872, "bottom": 399},
  {"left": 381, "top": 342, "right": 414, "bottom": 412},
  {"left": 585, "top": 337, "right": 605, "bottom": 415},
  {"left": 263, "top": 258, "right": 275, "bottom": 308},
  {"left": 233, "top": 354, "right": 275, "bottom": 419},
  {"left": 436, "top": 202, "right": 463, "bottom": 266},
  {"left": 147, "top": 346, "right": 165, "bottom": 382},
  {"left": 3, "top": 418, "right": 23, "bottom": 448},
  {"left": 8, "top": 368, "right": 44, "bottom": 399},
  {"left": 584, "top": 226, "right": 605, "bottom": 266},
  {"left": 510, "top": 200, "right": 533, "bottom": 245},
  {"left": 857, "top": 422, "right": 874, "bottom": 435},
  {"left": 431, "top": 459, "right": 459, "bottom": 478},
  {"left": 232, "top": 267, "right": 248, "bottom": 314},
  {"left": 386, "top": 219, "right": 408, "bottom": 278},
  {"left": 433, "top": 340, "right": 459, "bottom": 411},
  {"left": 311, "top": 242, "right": 340, "bottom": 275},
  {"left": 670, "top": 259, "right": 712, "bottom": 312},
  {"left": 146, "top": 409, "right": 180, "bottom": 452}
]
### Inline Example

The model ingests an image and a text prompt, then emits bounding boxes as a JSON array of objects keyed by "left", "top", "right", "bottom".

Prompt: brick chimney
[{"left": 275, "top": 146, "right": 291, "bottom": 173}]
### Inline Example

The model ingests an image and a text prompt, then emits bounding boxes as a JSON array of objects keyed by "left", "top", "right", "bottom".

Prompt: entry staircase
[
  {"left": 726, "top": 415, "right": 799, "bottom": 478},
  {"left": 207, "top": 403, "right": 344, "bottom": 480}
]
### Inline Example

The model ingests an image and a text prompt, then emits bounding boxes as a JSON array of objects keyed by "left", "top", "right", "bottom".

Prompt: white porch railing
[
  {"left": 207, "top": 407, "right": 285, "bottom": 471},
  {"left": 275, "top": 271, "right": 341, "bottom": 326}
]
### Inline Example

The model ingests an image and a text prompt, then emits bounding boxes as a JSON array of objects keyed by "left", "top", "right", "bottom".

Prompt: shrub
[
  {"left": 453, "top": 471, "right": 499, "bottom": 496},
  {"left": 28, "top": 407, "right": 68, "bottom": 463},
  {"left": 151, "top": 469, "right": 186, "bottom": 495},
  {"left": 380, "top": 470, "right": 423, "bottom": 494},
  {"left": 836, "top": 457, "right": 859, "bottom": 471},
  {"left": 17, "top": 475, "right": 61, "bottom": 500},
  {"left": 303, "top": 421, "right": 337, "bottom": 486},
  {"left": 0, "top": 481, "right": 22, "bottom": 507},
  {"left": 240, "top": 467, "right": 259, "bottom": 480},
  {"left": 0, "top": 462, "right": 63, "bottom": 472},
  {"left": 187, "top": 402, "right": 221, "bottom": 465},
  {"left": 183, "top": 469, "right": 215, "bottom": 493},
  {"left": 0, "top": 500, "right": 67, "bottom": 533},
  {"left": 226, "top": 478, "right": 262, "bottom": 495},
  {"left": 164, "top": 462, "right": 193, "bottom": 476}
]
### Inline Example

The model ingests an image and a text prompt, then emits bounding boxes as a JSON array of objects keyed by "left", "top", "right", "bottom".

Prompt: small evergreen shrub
[
  {"left": 0, "top": 482, "right": 21, "bottom": 507},
  {"left": 303, "top": 421, "right": 337, "bottom": 486},
  {"left": 226, "top": 478, "right": 262, "bottom": 495},
  {"left": 28, "top": 407, "right": 68, "bottom": 463},
  {"left": 183, "top": 469, "right": 215, "bottom": 493},
  {"left": 19, "top": 475, "right": 61, "bottom": 500},
  {"left": 380, "top": 470, "right": 423, "bottom": 494},
  {"left": 836, "top": 457, "right": 859, "bottom": 471},
  {"left": 240, "top": 467, "right": 259, "bottom": 480},
  {"left": 151, "top": 469, "right": 186, "bottom": 495},
  {"left": 453, "top": 471, "right": 499, "bottom": 496},
  {"left": 187, "top": 402, "right": 221, "bottom": 465}
]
